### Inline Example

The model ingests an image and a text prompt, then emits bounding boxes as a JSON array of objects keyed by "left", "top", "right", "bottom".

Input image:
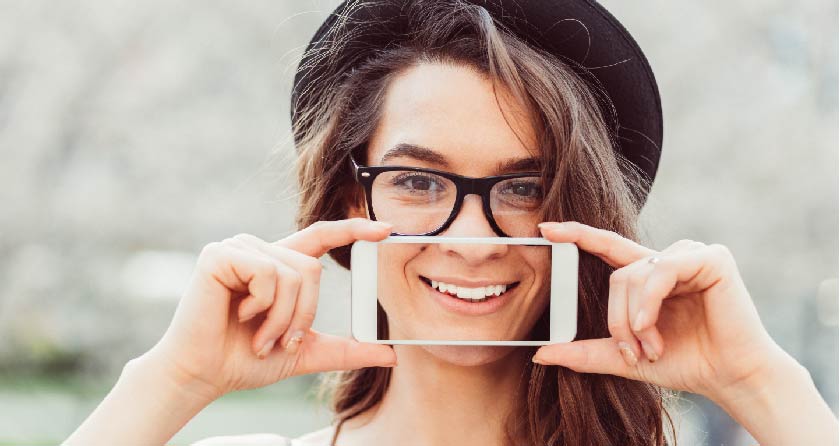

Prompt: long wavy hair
[{"left": 291, "top": 1, "right": 676, "bottom": 444}]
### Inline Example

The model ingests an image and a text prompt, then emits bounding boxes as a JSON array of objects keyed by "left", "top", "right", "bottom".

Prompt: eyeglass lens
[{"left": 370, "top": 170, "right": 543, "bottom": 236}]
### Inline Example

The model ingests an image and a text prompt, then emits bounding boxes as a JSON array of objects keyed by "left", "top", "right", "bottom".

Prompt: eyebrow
[
  {"left": 380, "top": 143, "right": 541, "bottom": 174},
  {"left": 381, "top": 143, "right": 449, "bottom": 167}
]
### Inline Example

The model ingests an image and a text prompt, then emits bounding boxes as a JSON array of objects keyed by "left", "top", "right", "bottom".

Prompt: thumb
[
  {"left": 292, "top": 330, "right": 398, "bottom": 375},
  {"left": 532, "top": 338, "right": 643, "bottom": 379}
]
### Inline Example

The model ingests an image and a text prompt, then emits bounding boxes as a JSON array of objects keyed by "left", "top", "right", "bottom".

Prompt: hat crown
[{"left": 291, "top": 0, "right": 662, "bottom": 206}]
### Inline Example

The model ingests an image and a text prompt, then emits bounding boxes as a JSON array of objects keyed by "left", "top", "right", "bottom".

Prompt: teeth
[{"left": 428, "top": 279, "right": 509, "bottom": 300}]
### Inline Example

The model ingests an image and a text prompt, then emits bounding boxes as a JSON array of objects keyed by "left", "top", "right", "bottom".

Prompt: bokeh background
[{"left": 0, "top": 0, "right": 837, "bottom": 444}]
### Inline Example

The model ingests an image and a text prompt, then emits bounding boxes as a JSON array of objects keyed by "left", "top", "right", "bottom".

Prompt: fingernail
[
  {"left": 617, "top": 341, "right": 638, "bottom": 367},
  {"left": 632, "top": 310, "right": 647, "bottom": 332},
  {"left": 532, "top": 355, "right": 547, "bottom": 365},
  {"left": 641, "top": 341, "right": 659, "bottom": 362},
  {"left": 284, "top": 330, "right": 304, "bottom": 353},
  {"left": 540, "top": 222, "right": 573, "bottom": 235},
  {"left": 257, "top": 338, "right": 276, "bottom": 359},
  {"left": 537, "top": 222, "right": 561, "bottom": 230},
  {"left": 239, "top": 310, "right": 257, "bottom": 323}
]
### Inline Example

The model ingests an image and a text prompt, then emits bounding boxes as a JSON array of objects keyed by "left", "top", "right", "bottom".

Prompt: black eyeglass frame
[{"left": 349, "top": 155, "right": 543, "bottom": 237}]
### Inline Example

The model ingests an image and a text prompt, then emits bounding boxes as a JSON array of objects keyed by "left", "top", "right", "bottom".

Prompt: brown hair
[{"left": 292, "top": 1, "right": 676, "bottom": 444}]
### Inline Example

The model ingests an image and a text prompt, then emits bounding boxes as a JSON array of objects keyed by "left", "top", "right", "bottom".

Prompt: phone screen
[{"left": 374, "top": 241, "right": 553, "bottom": 342}]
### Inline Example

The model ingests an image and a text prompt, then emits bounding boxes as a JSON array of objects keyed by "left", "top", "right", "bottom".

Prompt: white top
[{"left": 189, "top": 425, "right": 337, "bottom": 446}]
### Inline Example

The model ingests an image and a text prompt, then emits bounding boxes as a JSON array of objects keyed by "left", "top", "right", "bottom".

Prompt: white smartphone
[{"left": 350, "top": 236, "right": 578, "bottom": 346}]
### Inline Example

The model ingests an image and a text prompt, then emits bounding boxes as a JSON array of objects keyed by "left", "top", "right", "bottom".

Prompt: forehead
[{"left": 366, "top": 63, "right": 539, "bottom": 174}]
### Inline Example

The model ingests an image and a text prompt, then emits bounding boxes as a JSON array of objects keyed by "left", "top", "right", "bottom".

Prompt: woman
[{"left": 64, "top": 0, "right": 838, "bottom": 445}]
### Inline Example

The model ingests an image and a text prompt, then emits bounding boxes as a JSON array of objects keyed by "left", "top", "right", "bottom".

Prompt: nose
[{"left": 438, "top": 195, "right": 508, "bottom": 264}]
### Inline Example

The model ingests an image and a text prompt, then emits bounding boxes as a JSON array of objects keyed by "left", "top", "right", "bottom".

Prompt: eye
[
  {"left": 501, "top": 180, "right": 542, "bottom": 198},
  {"left": 391, "top": 172, "right": 446, "bottom": 192}
]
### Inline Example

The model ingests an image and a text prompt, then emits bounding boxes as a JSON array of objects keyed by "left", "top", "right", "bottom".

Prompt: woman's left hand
[{"left": 532, "top": 221, "right": 794, "bottom": 405}]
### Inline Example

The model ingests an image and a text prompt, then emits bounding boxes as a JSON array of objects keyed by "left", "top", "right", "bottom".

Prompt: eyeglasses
[{"left": 350, "top": 155, "right": 544, "bottom": 237}]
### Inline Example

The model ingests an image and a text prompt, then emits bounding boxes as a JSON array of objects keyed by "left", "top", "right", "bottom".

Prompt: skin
[
  {"left": 377, "top": 241, "right": 551, "bottom": 343},
  {"left": 340, "top": 63, "right": 548, "bottom": 444},
  {"left": 370, "top": 66, "right": 553, "bottom": 345},
  {"left": 64, "top": 62, "right": 838, "bottom": 446}
]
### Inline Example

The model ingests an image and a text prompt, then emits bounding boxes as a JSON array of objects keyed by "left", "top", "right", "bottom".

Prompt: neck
[{"left": 337, "top": 345, "right": 529, "bottom": 446}]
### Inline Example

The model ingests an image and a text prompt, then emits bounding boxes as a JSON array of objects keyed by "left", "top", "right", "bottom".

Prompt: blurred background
[{"left": 0, "top": 0, "right": 836, "bottom": 444}]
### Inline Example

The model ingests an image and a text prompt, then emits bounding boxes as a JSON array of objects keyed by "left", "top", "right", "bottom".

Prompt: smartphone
[{"left": 350, "top": 236, "right": 578, "bottom": 345}]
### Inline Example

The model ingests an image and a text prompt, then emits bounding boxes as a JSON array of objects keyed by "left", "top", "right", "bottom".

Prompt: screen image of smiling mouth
[{"left": 418, "top": 275, "right": 521, "bottom": 316}]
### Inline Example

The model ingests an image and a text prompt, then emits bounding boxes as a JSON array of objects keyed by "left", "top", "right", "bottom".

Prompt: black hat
[{"left": 291, "top": 0, "right": 662, "bottom": 204}]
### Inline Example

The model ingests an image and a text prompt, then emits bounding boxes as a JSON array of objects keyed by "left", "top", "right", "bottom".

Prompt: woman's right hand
[{"left": 139, "top": 218, "right": 397, "bottom": 402}]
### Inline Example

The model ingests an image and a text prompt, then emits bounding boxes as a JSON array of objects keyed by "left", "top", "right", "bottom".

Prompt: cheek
[
  {"left": 377, "top": 245, "right": 423, "bottom": 301},
  {"left": 525, "top": 248, "right": 551, "bottom": 287},
  {"left": 512, "top": 248, "right": 551, "bottom": 303},
  {"left": 520, "top": 248, "right": 552, "bottom": 326}
]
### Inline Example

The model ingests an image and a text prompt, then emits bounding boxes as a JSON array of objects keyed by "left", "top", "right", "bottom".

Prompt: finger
[
  {"left": 538, "top": 221, "right": 655, "bottom": 268},
  {"left": 628, "top": 239, "right": 706, "bottom": 332},
  {"left": 532, "top": 338, "right": 652, "bottom": 381},
  {"left": 661, "top": 239, "right": 706, "bottom": 254},
  {"left": 607, "top": 266, "right": 642, "bottom": 365},
  {"left": 634, "top": 324, "right": 665, "bottom": 363},
  {"left": 630, "top": 239, "right": 705, "bottom": 360},
  {"left": 290, "top": 329, "right": 398, "bottom": 375},
  {"left": 196, "top": 242, "right": 278, "bottom": 315},
  {"left": 235, "top": 258, "right": 292, "bottom": 327},
  {"left": 632, "top": 245, "right": 734, "bottom": 334},
  {"left": 624, "top": 258, "right": 665, "bottom": 362},
  {"left": 251, "top": 260, "right": 302, "bottom": 357},
  {"left": 276, "top": 218, "right": 392, "bottom": 258},
  {"left": 221, "top": 242, "right": 301, "bottom": 357},
  {"left": 227, "top": 235, "right": 320, "bottom": 357},
  {"left": 220, "top": 241, "right": 290, "bottom": 324},
  {"left": 273, "top": 251, "right": 322, "bottom": 354}
]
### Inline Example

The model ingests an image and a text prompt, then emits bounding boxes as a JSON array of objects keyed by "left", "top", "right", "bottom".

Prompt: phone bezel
[{"left": 350, "top": 236, "right": 578, "bottom": 345}]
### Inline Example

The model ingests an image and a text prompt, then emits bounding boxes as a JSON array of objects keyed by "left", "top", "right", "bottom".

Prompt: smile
[{"left": 419, "top": 276, "right": 520, "bottom": 303}]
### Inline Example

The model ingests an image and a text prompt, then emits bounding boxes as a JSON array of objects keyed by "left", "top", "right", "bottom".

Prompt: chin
[{"left": 420, "top": 344, "right": 519, "bottom": 367}]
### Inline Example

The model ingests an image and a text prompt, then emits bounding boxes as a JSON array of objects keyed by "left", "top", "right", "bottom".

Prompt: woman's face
[{"left": 353, "top": 62, "right": 550, "bottom": 365}]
